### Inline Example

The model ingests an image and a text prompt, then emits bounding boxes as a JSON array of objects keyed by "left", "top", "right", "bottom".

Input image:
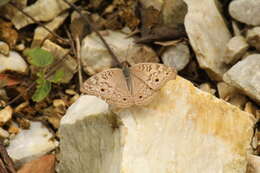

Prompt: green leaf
[
  {"left": 0, "top": 0, "right": 10, "bottom": 7},
  {"left": 32, "top": 79, "right": 51, "bottom": 102},
  {"left": 48, "top": 69, "right": 64, "bottom": 83},
  {"left": 24, "top": 48, "right": 54, "bottom": 67}
]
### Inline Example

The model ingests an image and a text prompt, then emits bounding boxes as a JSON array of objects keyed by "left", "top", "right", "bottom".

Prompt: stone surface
[
  {"left": 217, "top": 82, "right": 238, "bottom": 101},
  {"left": 224, "top": 36, "right": 248, "bottom": 65},
  {"left": 7, "top": 122, "right": 58, "bottom": 167},
  {"left": 0, "top": 127, "right": 9, "bottom": 138},
  {"left": 0, "top": 51, "right": 28, "bottom": 73},
  {"left": 42, "top": 40, "right": 77, "bottom": 83},
  {"left": 229, "top": 0, "right": 260, "bottom": 26},
  {"left": 32, "top": 12, "right": 69, "bottom": 47},
  {"left": 18, "top": 154, "right": 55, "bottom": 173},
  {"left": 183, "top": 0, "right": 231, "bottom": 80},
  {"left": 57, "top": 77, "right": 255, "bottom": 173},
  {"left": 223, "top": 54, "right": 260, "bottom": 104},
  {"left": 0, "top": 41, "right": 9, "bottom": 56},
  {"left": 12, "top": 0, "right": 78, "bottom": 29},
  {"left": 199, "top": 83, "right": 216, "bottom": 95},
  {"left": 247, "top": 27, "right": 260, "bottom": 51},
  {"left": 0, "top": 106, "right": 12, "bottom": 126},
  {"left": 81, "top": 30, "right": 159, "bottom": 75},
  {"left": 161, "top": 42, "right": 190, "bottom": 71},
  {"left": 247, "top": 154, "right": 260, "bottom": 173}
]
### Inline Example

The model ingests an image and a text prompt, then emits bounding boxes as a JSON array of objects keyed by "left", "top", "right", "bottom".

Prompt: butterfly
[{"left": 81, "top": 63, "right": 177, "bottom": 108}]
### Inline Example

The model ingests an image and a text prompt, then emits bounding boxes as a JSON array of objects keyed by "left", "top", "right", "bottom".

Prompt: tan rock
[
  {"left": 217, "top": 82, "right": 238, "bottom": 101},
  {"left": 247, "top": 154, "right": 260, "bottom": 173},
  {"left": 12, "top": 0, "right": 78, "bottom": 29},
  {"left": 224, "top": 36, "right": 249, "bottom": 64},
  {"left": 247, "top": 27, "right": 260, "bottom": 51},
  {"left": 57, "top": 77, "right": 255, "bottom": 173},
  {"left": 199, "top": 83, "right": 216, "bottom": 95},
  {"left": 0, "top": 41, "right": 9, "bottom": 56},
  {"left": 183, "top": 0, "right": 231, "bottom": 80},
  {"left": 18, "top": 154, "right": 55, "bottom": 173},
  {"left": 0, "top": 106, "right": 12, "bottom": 126}
]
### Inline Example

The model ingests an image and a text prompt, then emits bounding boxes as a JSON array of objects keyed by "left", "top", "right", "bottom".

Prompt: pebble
[
  {"left": 246, "top": 27, "right": 260, "bottom": 51},
  {"left": 0, "top": 106, "right": 12, "bottom": 126},
  {"left": 0, "top": 51, "right": 28, "bottom": 73},
  {"left": 0, "top": 41, "right": 9, "bottom": 56}
]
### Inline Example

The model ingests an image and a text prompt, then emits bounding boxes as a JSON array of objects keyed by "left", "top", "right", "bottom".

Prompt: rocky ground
[{"left": 0, "top": 0, "right": 259, "bottom": 173}]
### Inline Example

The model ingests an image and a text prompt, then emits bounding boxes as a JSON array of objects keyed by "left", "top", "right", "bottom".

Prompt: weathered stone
[
  {"left": 247, "top": 27, "right": 260, "bottom": 51},
  {"left": 81, "top": 30, "right": 159, "bottom": 75},
  {"left": 57, "top": 77, "right": 255, "bottom": 173},
  {"left": 223, "top": 54, "right": 260, "bottom": 104},
  {"left": 199, "top": 83, "right": 216, "bottom": 95},
  {"left": 7, "top": 122, "right": 58, "bottom": 167},
  {"left": 183, "top": 0, "right": 231, "bottom": 80},
  {"left": 0, "top": 127, "right": 9, "bottom": 139},
  {"left": 217, "top": 82, "right": 238, "bottom": 101},
  {"left": 229, "top": 0, "right": 260, "bottom": 26},
  {"left": 247, "top": 154, "right": 260, "bottom": 173},
  {"left": 161, "top": 42, "right": 190, "bottom": 71},
  {"left": 0, "top": 106, "right": 12, "bottom": 126},
  {"left": 32, "top": 12, "right": 69, "bottom": 47},
  {"left": 18, "top": 154, "right": 55, "bottom": 173},
  {"left": 0, "top": 41, "right": 9, "bottom": 56},
  {"left": 224, "top": 36, "right": 248, "bottom": 65},
  {"left": 0, "top": 51, "right": 28, "bottom": 73},
  {"left": 42, "top": 40, "right": 77, "bottom": 83},
  {"left": 138, "top": 0, "right": 163, "bottom": 10},
  {"left": 12, "top": 0, "right": 79, "bottom": 29}
]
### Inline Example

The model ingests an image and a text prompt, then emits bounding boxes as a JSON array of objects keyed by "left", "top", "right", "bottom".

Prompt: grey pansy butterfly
[{"left": 81, "top": 63, "right": 177, "bottom": 108}]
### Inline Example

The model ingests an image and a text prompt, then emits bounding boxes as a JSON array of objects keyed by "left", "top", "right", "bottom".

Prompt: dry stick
[
  {"left": 61, "top": 0, "right": 122, "bottom": 67},
  {"left": 6, "top": 51, "right": 71, "bottom": 106},
  {"left": 0, "top": 142, "right": 16, "bottom": 173},
  {"left": 9, "top": 2, "right": 68, "bottom": 45}
]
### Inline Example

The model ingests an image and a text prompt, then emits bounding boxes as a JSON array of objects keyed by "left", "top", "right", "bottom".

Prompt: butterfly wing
[
  {"left": 82, "top": 68, "right": 134, "bottom": 108},
  {"left": 130, "top": 63, "right": 177, "bottom": 90},
  {"left": 129, "top": 74, "right": 157, "bottom": 106}
]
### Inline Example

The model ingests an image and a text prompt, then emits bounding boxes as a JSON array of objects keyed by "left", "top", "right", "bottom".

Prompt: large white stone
[
  {"left": 0, "top": 51, "right": 28, "bottom": 73},
  {"left": 223, "top": 54, "right": 260, "bottom": 104},
  {"left": 229, "top": 0, "right": 260, "bottom": 26},
  {"left": 57, "top": 77, "right": 255, "bottom": 173},
  {"left": 183, "top": 0, "right": 231, "bottom": 80}
]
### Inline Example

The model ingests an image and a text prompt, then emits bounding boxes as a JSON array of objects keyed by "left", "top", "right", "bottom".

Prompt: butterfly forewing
[
  {"left": 82, "top": 68, "right": 134, "bottom": 108},
  {"left": 130, "top": 63, "right": 177, "bottom": 90}
]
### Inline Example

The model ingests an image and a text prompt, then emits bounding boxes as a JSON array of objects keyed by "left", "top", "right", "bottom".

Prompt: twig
[
  {"left": 61, "top": 0, "right": 122, "bottom": 67},
  {"left": 0, "top": 142, "right": 16, "bottom": 173},
  {"left": 9, "top": 2, "right": 69, "bottom": 45}
]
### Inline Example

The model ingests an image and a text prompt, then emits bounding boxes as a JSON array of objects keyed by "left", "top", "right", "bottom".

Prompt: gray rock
[
  {"left": 247, "top": 27, "right": 260, "bottom": 51},
  {"left": 224, "top": 36, "right": 249, "bottom": 65},
  {"left": 223, "top": 54, "right": 260, "bottom": 104},
  {"left": 183, "top": 0, "right": 231, "bottom": 81},
  {"left": 57, "top": 77, "right": 255, "bottom": 173},
  {"left": 81, "top": 30, "right": 159, "bottom": 75},
  {"left": 162, "top": 42, "right": 190, "bottom": 71},
  {"left": 229, "top": 0, "right": 260, "bottom": 26}
]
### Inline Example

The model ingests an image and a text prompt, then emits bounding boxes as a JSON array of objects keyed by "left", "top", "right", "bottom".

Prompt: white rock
[
  {"left": 183, "top": 0, "right": 231, "bottom": 80},
  {"left": 246, "top": 27, "right": 260, "bottom": 51},
  {"left": 32, "top": 12, "right": 69, "bottom": 47},
  {"left": 7, "top": 122, "right": 58, "bottom": 167},
  {"left": 12, "top": 0, "right": 78, "bottom": 29},
  {"left": 0, "top": 51, "right": 28, "bottom": 73},
  {"left": 229, "top": 0, "right": 260, "bottom": 26},
  {"left": 81, "top": 30, "right": 159, "bottom": 75},
  {"left": 161, "top": 42, "right": 190, "bottom": 71},
  {"left": 57, "top": 77, "right": 255, "bottom": 173},
  {"left": 42, "top": 40, "right": 77, "bottom": 83},
  {"left": 223, "top": 54, "right": 260, "bottom": 104},
  {"left": 0, "top": 106, "right": 12, "bottom": 126},
  {"left": 0, "top": 127, "right": 9, "bottom": 138},
  {"left": 0, "top": 41, "right": 9, "bottom": 56},
  {"left": 224, "top": 36, "right": 248, "bottom": 65}
]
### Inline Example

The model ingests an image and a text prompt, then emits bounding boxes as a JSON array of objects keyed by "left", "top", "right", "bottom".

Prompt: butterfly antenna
[{"left": 62, "top": 0, "right": 122, "bottom": 67}]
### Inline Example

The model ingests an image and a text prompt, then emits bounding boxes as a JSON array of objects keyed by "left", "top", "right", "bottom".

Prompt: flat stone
[
  {"left": 247, "top": 27, "right": 260, "bottom": 51},
  {"left": 229, "top": 0, "right": 260, "bottom": 26},
  {"left": 81, "top": 30, "right": 159, "bottom": 75},
  {"left": 0, "top": 51, "right": 28, "bottom": 73},
  {"left": 183, "top": 0, "right": 231, "bottom": 80},
  {"left": 12, "top": 0, "right": 78, "bottom": 29},
  {"left": 18, "top": 154, "right": 55, "bottom": 173},
  {"left": 0, "top": 106, "right": 12, "bottom": 126},
  {"left": 32, "top": 12, "right": 69, "bottom": 47},
  {"left": 57, "top": 77, "right": 255, "bottom": 173},
  {"left": 7, "top": 122, "right": 58, "bottom": 167},
  {"left": 224, "top": 36, "right": 249, "bottom": 65},
  {"left": 161, "top": 42, "right": 190, "bottom": 71},
  {"left": 223, "top": 54, "right": 260, "bottom": 104}
]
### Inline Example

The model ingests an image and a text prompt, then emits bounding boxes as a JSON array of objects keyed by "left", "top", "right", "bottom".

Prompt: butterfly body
[{"left": 82, "top": 63, "right": 177, "bottom": 108}]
